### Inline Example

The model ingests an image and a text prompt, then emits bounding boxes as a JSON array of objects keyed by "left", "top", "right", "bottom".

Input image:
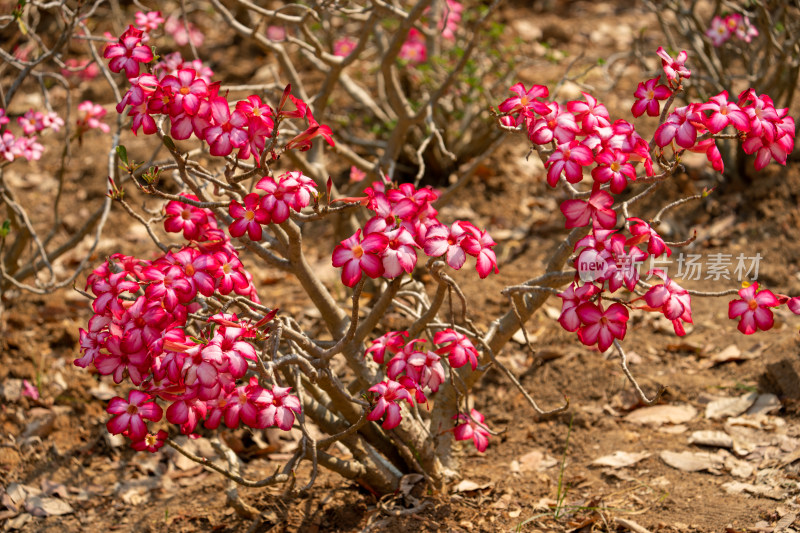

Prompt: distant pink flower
[
  {"left": 21, "top": 380, "right": 39, "bottom": 400},
  {"left": 350, "top": 166, "right": 366, "bottom": 182},
  {"left": 399, "top": 28, "right": 427, "bottom": 64},
  {"left": 728, "top": 282, "right": 779, "bottom": 334},
  {"left": 0, "top": 132, "right": 15, "bottom": 162},
  {"left": 266, "top": 26, "right": 286, "bottom": 41},
  {"left": 656, "top": 46, "right": 691, "bottom": 82},
  {"left": 135, "top": 11, "right": 164, "bottom": 32},
  {"left": 706, "top": 16, "right": 731, "bottom": 46},
  {"left": 632, "top": 77, "right": 671, "bottom": 118},
  {"left": 0, "top": 109, "right": 9, "bottom": 126},
  {"left": 106, "top": 390, "right": 163, "bottom": 441},
  {"left": 438, "top": 0, "right": 463, "bottom": 40},
  {"left": 368, "top": 380, "right": 412, "bottom": 430},
  {"left": 164, "top": 16, "right": 204, "bottom": 48},
  {"left": 575, "top": 301, "right": 629, "bottom": 351},
  {"left": 453, "top": 408, "right": 490, "bottom": 452},
  {"left": 76, "top": 100, "right": 110, "bottom": 134},
  {"left": 334, "top": 37, "right": 357, "bottom": 57}
]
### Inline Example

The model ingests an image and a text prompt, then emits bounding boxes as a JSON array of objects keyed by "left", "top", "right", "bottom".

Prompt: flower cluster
[
  {"left": 398, "top": 0, "right": 463, "bottom": 65},
  {"left": 105, "top": 25, "right": 332, "bottom": 164},
  {"left": 0, "top": 107, "right": 60, "bottom": 163},
  {"left": 332, "top": 180, "right": 498, "bottom": 287},
  {"left": 76, "top": 101, "right": 110, "bottom": 137},
  {"left": 364, "top": 328, "right": 488, "bottom": 450},
  {"left": 706, "top": 13, "right": 759, "bottom": 47},
  {"left": 77, "top": 196, "right": 300, "bottom": 451},
  {"left": 499, "top": 47, "right": 796, "bottom": 349},
  {"left": 228, "top": 171, "right": 318, "bottom": 240}
]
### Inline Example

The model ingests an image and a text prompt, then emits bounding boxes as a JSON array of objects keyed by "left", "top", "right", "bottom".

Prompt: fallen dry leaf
[
  {"left": 453, "top": 480, "right": 492, "bottom": 493},
  {"left": 591, "top": 451, "right": 650, "bottom": 469},
  {"left": 24, "top": 496, "right": 74, "bottom": 517},
  {"left": 746, "top": 394, "right": 782, "bottom": 415},
  {"left": 721, "top": 481, "right": 786, "bottom": 500},
  {"left": 517, "top": 450, "right": 558, "bottom": 472},
  {"left": 659, "top": 450, "right": 724, "bottom": 474},
  {"left": 624, "top": 404, "right": 697, "bottom": 426},
  {"left": 688, "top": 430, "right": 734, "bottom": 449},
  {"left": 705, "top": 392, "right": 758, "bottom": 420}
]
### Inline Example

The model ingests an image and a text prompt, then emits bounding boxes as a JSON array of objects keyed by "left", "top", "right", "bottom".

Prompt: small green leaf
[
  {"left": 0, "top": 220, "right": 11, "bottom": 238},
  {"left": 116, "top": 145, "right": 128, "bottom": 166}
]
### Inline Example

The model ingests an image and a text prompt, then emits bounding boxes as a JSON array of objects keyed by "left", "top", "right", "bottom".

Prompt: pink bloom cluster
[
  {"left": 332, "top": 181, "right": 498, "bottom": 286},
  {"left": 76, "top": 100, "right": 110, "bottom": 136},
  {"left": 77, "top": 195, "right": 300, "bottom": 451},
  {"left": 106, "top": 25, "right": 333, "bottom": 166},
  {"left": 164, "top": 15, "right": 204, "bottom": 48},
  {"left": 453, "top": 408, "right": 491, "bottom": 452},
  {"left": 500, "top": 47, "right": 797, "bottom": 345},
  {"left": 61, "top": 58, "right": 100, "bottom": 81},
  {"left": 228, "top": 171, "right": 318, "bottom": 240},
  {"left": 0, "top": 108, "right": 55, "bottom": 162},
  {"left": 398, "top": 0, "right": 463, "bottom": 64},
  {"left": 706, "top": 13, "right": 758, "bottom": 47},
  {"left": 365, "top": 329, "right": 487, "bottom": 450}
]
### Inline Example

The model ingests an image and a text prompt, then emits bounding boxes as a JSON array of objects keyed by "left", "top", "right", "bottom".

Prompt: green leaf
[
  {"left": 116, "top": 145, "right": 128, "bottom": 166},
  {"left": 0, "top": 220, "right": 11, "bottom": 238}
]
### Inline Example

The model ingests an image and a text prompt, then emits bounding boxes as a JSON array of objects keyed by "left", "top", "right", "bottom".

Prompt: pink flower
[
  {"left": 642, "top": 269, "right": 692, "bottom": 336},
  {"left": 656, "top": 46, "right": 691, "bottom": 82},
  {"left": 366, "top": 331, "right": 409, "bottom": 364},
  {"left": 654, "top": 104, "right": 704, "bottom": 149},
  {"left": 527, "top": 102, "right": 579, "bottom": 145},
  {"left": 263, "top": 386, "right": 302, "bottom": 431},
  {"left": 545, "top": 140, "right": 594, "bottom": 187},
  {"left": 204, "top": 97, "right": 249, "bottom": 156},
  {"left": 591, "top": 150, "right": 636, "bottom": 194},
  {"left": 498, "top": 83, "right": 551, "bottom": 121},
  {"left": 332, "top": 229, "right": 388, "bottom": 287},
  {"left": 160, "top": 68, "right": 208, "bottom": 115},
  {"left": 459, "top": 222, "right": 499, "bottom": 278},
  {"left": 688, "top": 138, "right": 724, "bottom": 172},
  {"left": 698, "top": 91, "right": 750, "bottom": 133},
  {"left": 728, "top": 282, "right": 779, "bottom": 335},
  {"left": 131, "top": 429, "right": 168, "bottom": 452},
  {"left": 557, "top": 282, "right": 601, "bottom": 332},
  {"left": 76, "top": 100, "right": 110, "bottom": 134},
  {"left": 399, "top": 28, "right": 427, "bottom": 64},
  {"left": 706, "top": 16, "right": 731, "bottom": 46},
  {"left": 211, "top": 252, "right": 250, "bottom": 295},
  {"left": 229, "top": 193, "right": 269, "bottom": 241},
  {"left": 135, "top": 11, "right": 164, "bottom": 32},
  {"left": 423, "top": 221, "right": 471, "bottom": 270},
  {"left": 164, "top": 16, "right": 204, "bottom": 48},
  {"left": 378, "top": 226, "right": 419, "bottom": 278},
  {"left": 434, "top": 329, "right": 478, "bottom": 370},
  {"left": 626, "top": 218, "right": 671, "bottom": 257},
  {"left": 631, "top": 77, "right": 671, "bottom": 118},
  {"left": 350, "top": 166, "right": 367, "bottom": 182},
  {"left": 334, "top": 37, "right": 357, "bottom": 57},
  {"left": 106, "top": 390, "right": 163, "bottom": 441},
  {"left": 266, "top": 26, "right": 286, "bottom": 41},
  {"left": 104, "top": 25, "right": 153, "bottom": 78},
  {"left": 0, "top": 132, "right": 15, "bottom": 162},
  {"left": 559, "top": 185, "right": 617, "bottom": 230},
  {"left": 453, "top": 409, "right": 490, "bottom": 452},
  {"left": 164, "top": 197, "right": 208, "bottom": 240},
  {"left": 567, "top": 92, "right": 609, "bottom": 134},
  {"left": 367, "top": 380, "right": 412, "bottom": 430},
  {"left": 406, "top": 350, "right": 446, "bottom": 392},
  {"left": 21, "top": 379, "right": 39, "bottom": 400},
  {"left": 575, "top": 301, "right": 629, "bottom": 351}
]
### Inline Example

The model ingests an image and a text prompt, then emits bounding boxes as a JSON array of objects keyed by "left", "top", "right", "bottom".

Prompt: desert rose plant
[{"left": 3, "top": 0, "right": 796, "bottom": 515}]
